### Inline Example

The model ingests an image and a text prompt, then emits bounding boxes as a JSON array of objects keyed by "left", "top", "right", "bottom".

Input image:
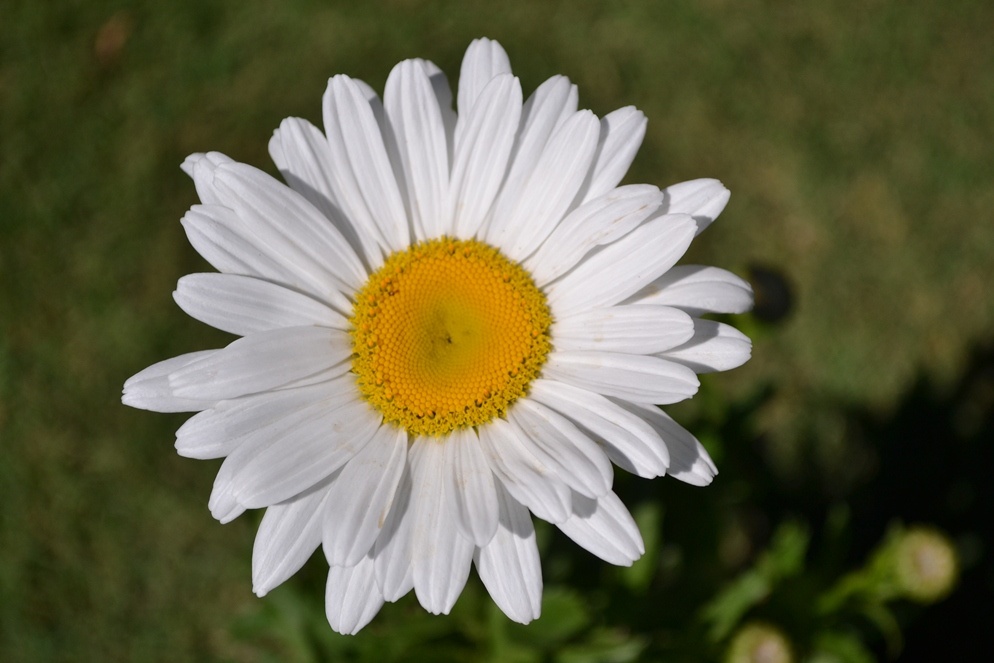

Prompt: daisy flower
[{"left": 123, "top": 38, "right": 752, "bottom": 634}]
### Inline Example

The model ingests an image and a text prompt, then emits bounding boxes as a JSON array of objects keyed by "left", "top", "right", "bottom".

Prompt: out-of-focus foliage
[
  {"left": 2, "top": 0, "right": 992, "bottom": 661},
  {"left": 702, "top": 522, "right": 810, "bottom": 643}
]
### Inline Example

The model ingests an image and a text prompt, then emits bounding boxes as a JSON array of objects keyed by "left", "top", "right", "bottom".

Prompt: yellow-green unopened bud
[
  {"left": 725, "top": 623, "right": 794, "bottom": 663},
  {"left": 893, "top": 527, "right": 957, "bottom": 603}
]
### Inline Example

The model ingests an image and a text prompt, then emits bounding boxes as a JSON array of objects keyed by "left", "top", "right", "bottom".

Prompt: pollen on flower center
[{"left": 350, "top": 237, "right": 553, "bottom": 437}]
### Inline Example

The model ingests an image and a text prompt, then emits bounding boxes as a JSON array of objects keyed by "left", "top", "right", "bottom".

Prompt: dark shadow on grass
[{"left": 844, "top": 343, "right": 994, "bottom": 662}]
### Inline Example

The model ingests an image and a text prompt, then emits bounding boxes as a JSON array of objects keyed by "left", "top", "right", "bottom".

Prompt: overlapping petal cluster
[{"left": 123, "top": 38, "right": 752, "bottom": 634}]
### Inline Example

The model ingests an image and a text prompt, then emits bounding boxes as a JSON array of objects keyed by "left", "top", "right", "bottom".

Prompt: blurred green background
[{"left": 2, "top": 0, "right": 992, "bottom": 661}]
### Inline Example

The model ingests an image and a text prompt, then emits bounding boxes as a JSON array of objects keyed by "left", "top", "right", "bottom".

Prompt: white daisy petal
[
  {"left": 410, "top": 438, "right": 475, "bottom": 614},
  {"left": 122, "top": 350, "right": 218, "bottom": 413},
  {"left": 457, "top": 37, "right": 512, "bottom": 116},
  {"left": 180, "top": 204, "right": 311, "bottom": 292},
  {"left": 168, "top": 327, "right": 350, "bottom": 401},
  {"left": 208, "top": 476, "right": 245, "bottom": 524},
  {"left": 420, "top": 59, "right": 457, "bottom": 158},
  {"left": 373, "top": 467, "right": 416, "bottom": 602},
  {"left": 269, "top": 117, "right": 379, "bottom": 268},
  {"left": 475, "top": 483, "right": 543, "bottom": 624},
  {"left": 179, "top": 151, "right": 213, "bottom": 177},
  {"left": 507, "top": 399, "right": 613, "bottom": 499},
  {"left": 489, "top": 110, "right": 601, "bottom": 261},
  {"left": 557, "top": 491, "right": 645, "bottom": 566},
  {"left": 659, "top": 319, "right": 753, "bottom": 374},
  {"left": 449, "top": 428, "right": 500, "bottom": 546},
  {"left": 520, "top": 75, "right": 578, "bottom": 130},
  {"left": 326, "top": 554, "right": 386, "bottom": 636},
  {"left": 354, "top": 82, "right": 411, "bottom": 225},
  {"left": 350, "top": 78, "right": 380, "bottom": 106},
  {"left": 660, "top": 178, "right": 731, "bottom": 235},
  {"left": 272, "top": 364, "right": 356, "bottom": 394},
  {"left": 253, "top": 483, "right": 331, "bottom": 597},
  {"left": 211, "top": 162, "right": 366, "bottom": 308},
  {"left": 175, "top": 417, "right": 241, "bottom": 461},
  {"left": 219, "top": 386, "right": 359, "bottom": 464},
  {"left": 546, "top": 212, "right": 697, "bottom": 318},
  {"left": 543, "top": 351, "right": 700, "bottom": 405},
  {"left": 626, "top": 265, "right": 754, "bottom": 316},
  {"left": 525, "top": 184, "right": 663, "bottom": 286},
  {"left": 232, "top": 399, "right": 381, "bottom": 509},
  {"left": 616, "top": 402, "right": 718, "bottom": 486},
  {"left": 551, "top": 304, "right": 695, "bottom": 354},
  {"left": 384, "top": 59, "right": 450, "bottom": 241},
  {"left": 174, "top": 378, "right": 354, "bottom": 460},
  {"left": 449, "top": 73, "right": 523, "bottom": 239},
  {"left": 267, "top": 118, "right": 334, "bottom": 215},
  {"left": 209, "top": 436, "right": 274, "bottom": 523},
  {"left": 478, "top": 419, "right": 572, "bottom": 524},
  {"left": 488, "top": 76, "right": 579, "bottom": 240},
  {"left": 483, "top": 75, "right": 581, "bottom": 249},
  {"left": 174, "top": 273, "right": 347, "bottom": 337},
  {"left": 323, "top": 425, "right": 408, "bottom": 567},
  {"left": 317, "top": 87, "right": 392, "bottom": 266},
  {"left": 181, "top": 151, "right": 233, "bottom": 205},
  {"left": 527, "top": 379, "right": 669, "bottom": 479},
  {"left": 323, "top": 75, "right": 410, "bottom": 254},
  {"left": 579, "top": 106, "right": 648, "bottom": 204}
]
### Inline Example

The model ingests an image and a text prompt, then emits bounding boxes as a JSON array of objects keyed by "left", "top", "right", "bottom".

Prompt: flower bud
[
  {"left": 726, "top": 622, "right": 794, "bottom": 663},
  {"left": 893, "top": 527, "right": 957, "bottom": 603}
]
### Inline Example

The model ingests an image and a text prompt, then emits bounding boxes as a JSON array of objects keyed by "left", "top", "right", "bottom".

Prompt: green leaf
[
  {"left": 700, "top": 521, "right": 810, "bottom": 642},
  {"left": 507, "top": 587, "right": 591, "bottom": 648},
  {"left": 556, "top": 628, "right": 647, "bottom": 663},
  {"left": 809, "top": 630, "right": 878, "bottom": 663},
  {"left": 620, "top": 502, "right": 663, "bottom": 593}
]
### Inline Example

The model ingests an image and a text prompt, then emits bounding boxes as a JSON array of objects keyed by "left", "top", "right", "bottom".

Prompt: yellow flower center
[{"left": 350, "top": 238, "right": 552, "bottom": 437}]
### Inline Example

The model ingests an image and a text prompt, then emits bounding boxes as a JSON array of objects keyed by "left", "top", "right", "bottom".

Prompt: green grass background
[{"left": 2, "top": 0, "right": 992, "bottom": 660}]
